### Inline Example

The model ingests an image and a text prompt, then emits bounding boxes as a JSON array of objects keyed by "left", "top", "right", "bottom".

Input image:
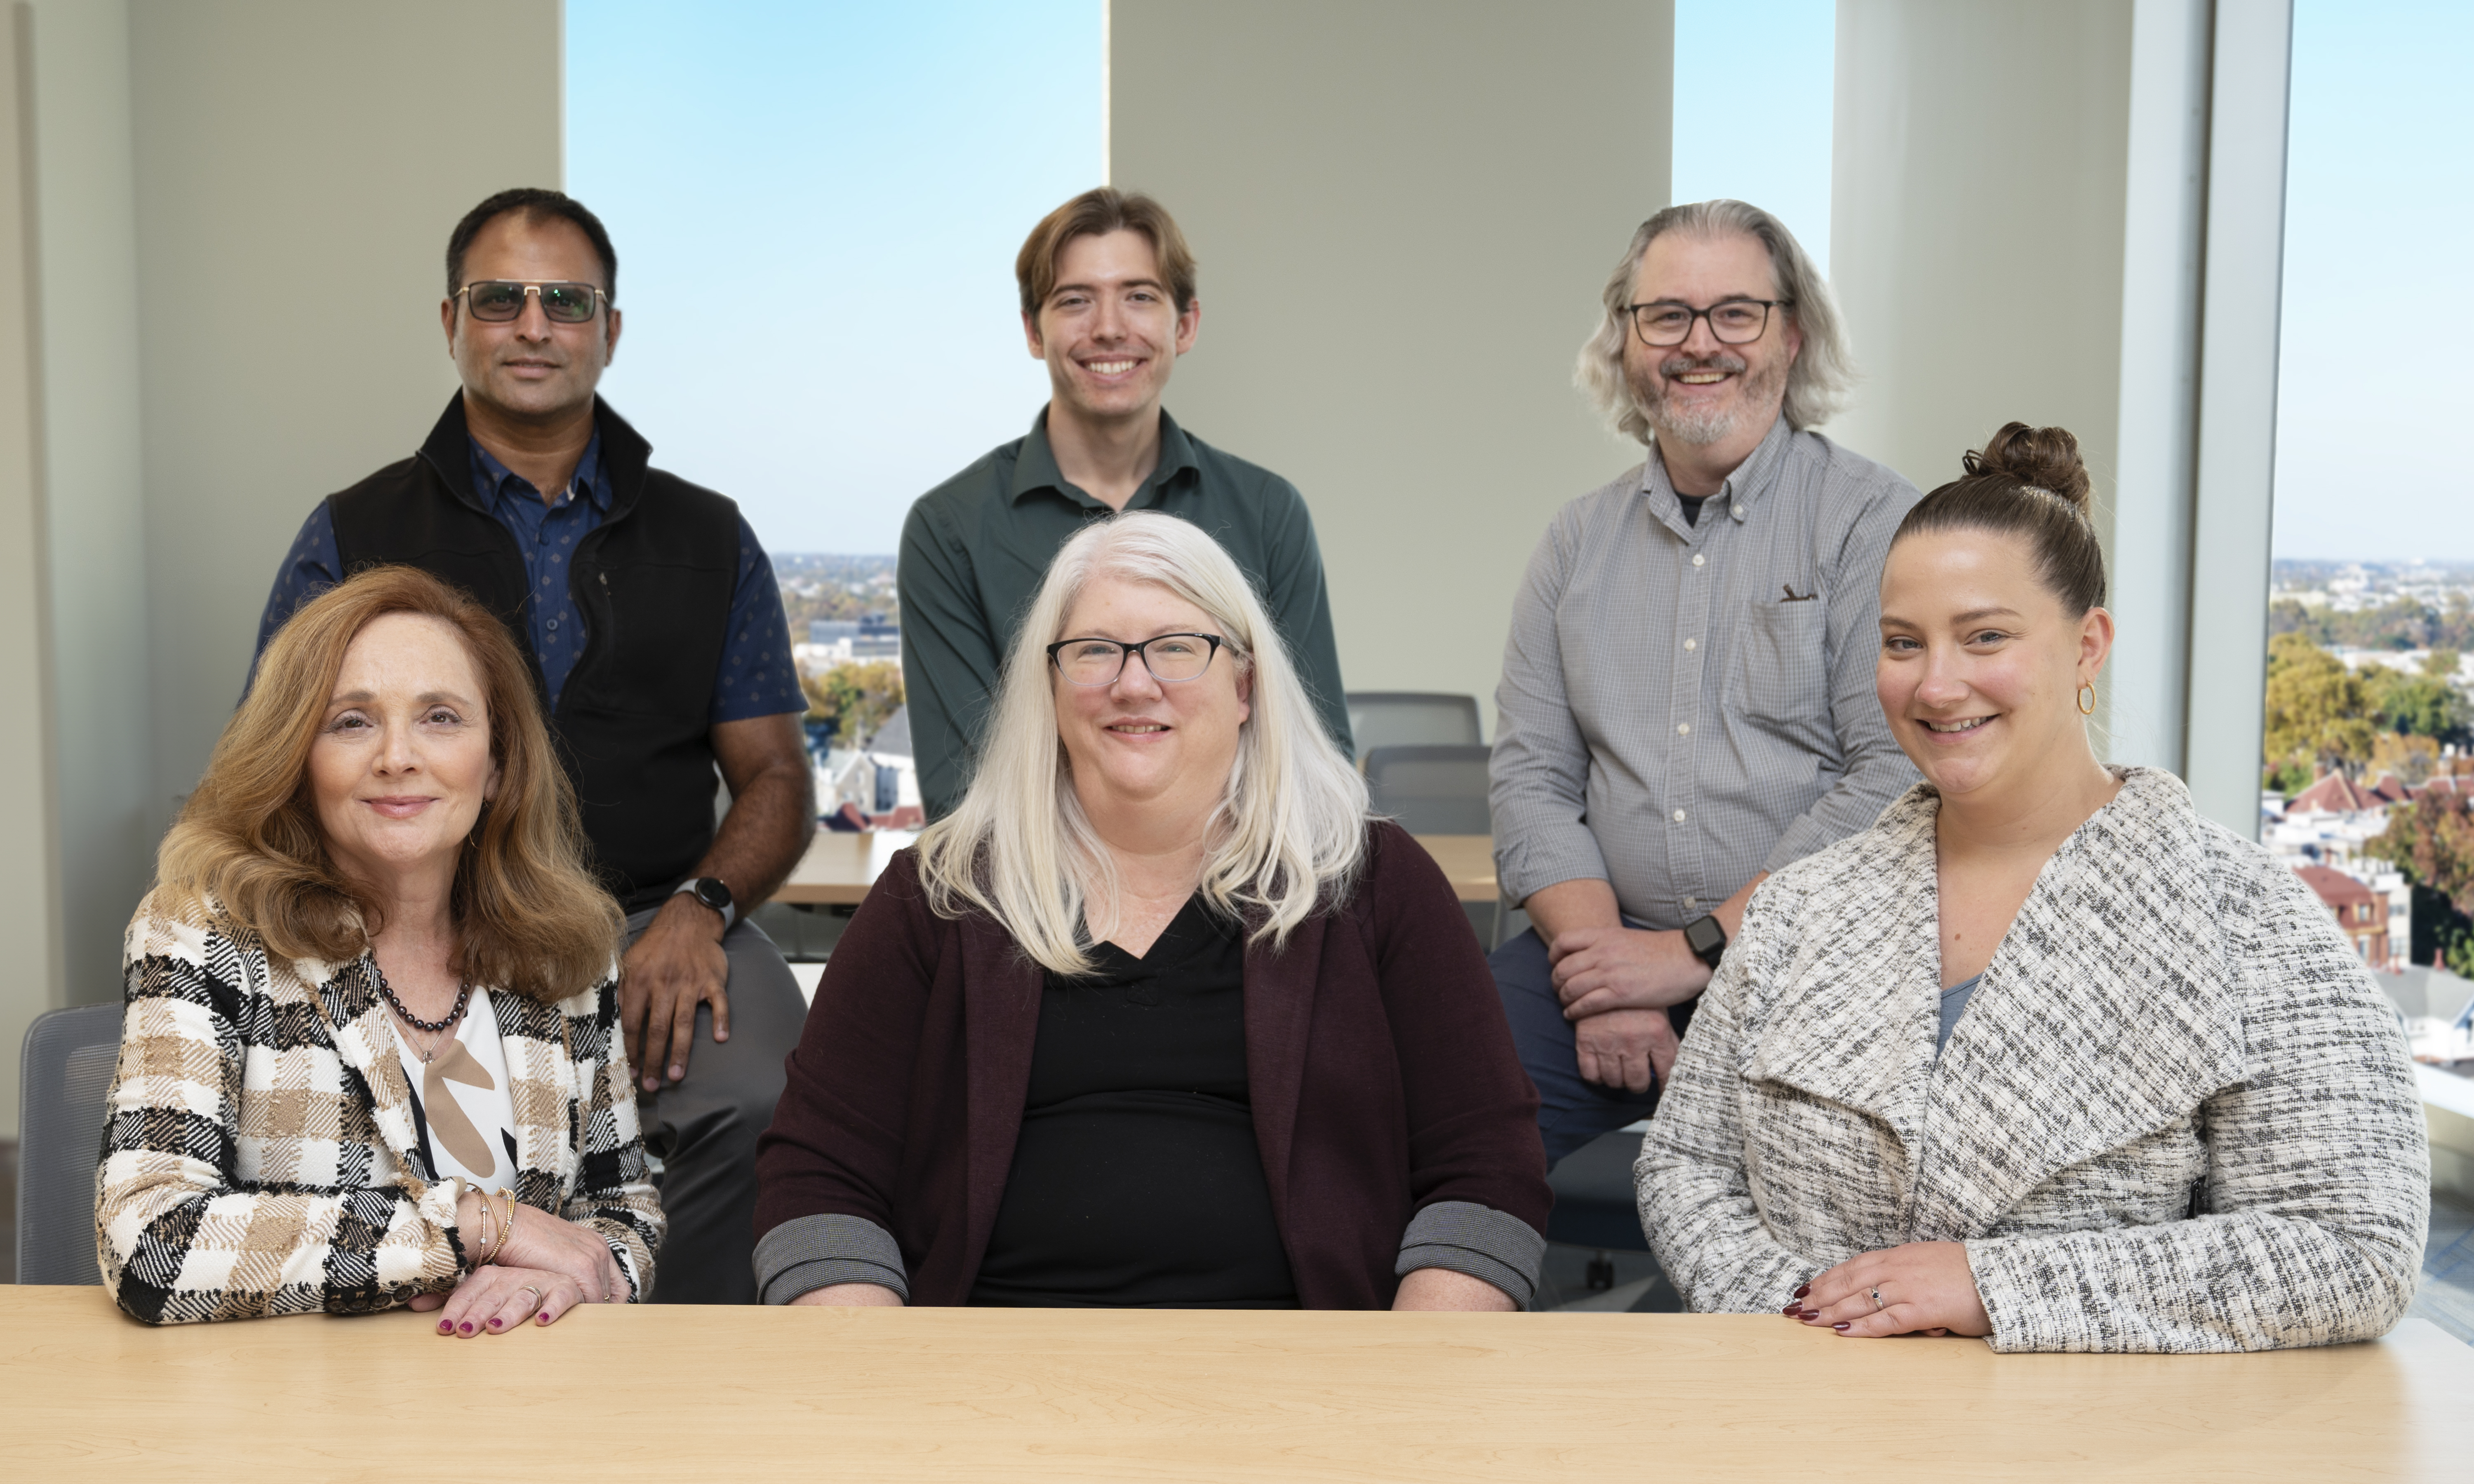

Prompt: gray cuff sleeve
[
  {"left": 1395, "top": 1200, "right": 1547, "bottom": 1310},
  {"left": 753, "top": 1214, "right": 910, "bottom": 1305}
]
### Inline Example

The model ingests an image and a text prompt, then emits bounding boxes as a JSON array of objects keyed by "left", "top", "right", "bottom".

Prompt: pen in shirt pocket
[{"left": 1781, "top": 584, "right": 1818, "bottom": 601}]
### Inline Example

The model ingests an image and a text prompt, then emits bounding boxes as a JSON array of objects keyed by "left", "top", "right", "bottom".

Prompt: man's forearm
[
  {"left": 1525, "top": 871, "right": 1766, "bottom": 944},
  {"left": 1521, "top": 877, "right": 1623, "bottom": 945},
  {"left": 700, "top": 758, "right": 814, "bottom": 907}
]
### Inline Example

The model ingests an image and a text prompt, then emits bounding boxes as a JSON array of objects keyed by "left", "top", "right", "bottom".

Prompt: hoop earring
[{"left": 2076, "top": 683, "right": 2097, "bottom": 716}]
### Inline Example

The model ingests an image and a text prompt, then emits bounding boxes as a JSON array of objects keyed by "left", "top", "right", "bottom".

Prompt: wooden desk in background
[
  {"left": 769, "top": 831, "right": 1500, "bottom": 908},
  {"left": 5, "top": 1287, "right": 2465, "bottom": 1481}
]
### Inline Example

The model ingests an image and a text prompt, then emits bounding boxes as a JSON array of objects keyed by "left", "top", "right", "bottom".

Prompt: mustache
[{"left": 1657, "top": 351, "right": 1748, "bottom": 379}]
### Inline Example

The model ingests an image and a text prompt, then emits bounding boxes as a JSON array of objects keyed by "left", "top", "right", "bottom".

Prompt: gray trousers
[{"left": 623, "top": 906, "right": 807, "bottom": 1305}]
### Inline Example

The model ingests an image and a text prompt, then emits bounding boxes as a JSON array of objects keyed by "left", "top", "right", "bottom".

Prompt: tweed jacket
[
  {"left": 97, "top": 892, "right": 663, "bottom": 1324},
  {"left": 1637, "top": 767, "right": 2429, "bottom": 1353}
]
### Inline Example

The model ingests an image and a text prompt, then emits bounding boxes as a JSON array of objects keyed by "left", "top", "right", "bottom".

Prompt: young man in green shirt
[{"left": 898, "top": 188, "right": 1352, "bottom": 818}]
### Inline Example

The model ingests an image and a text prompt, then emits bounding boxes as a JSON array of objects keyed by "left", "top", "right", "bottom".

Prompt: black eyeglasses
[
  {"left": 1047, "top": 633, "right": 1226, "bottom": 686},
  {"left": 454, "top": 280, "right": 611, "bottom": 324},
  {"left": 1624, "top": 298, "right": 1790, "bottom": 348}
]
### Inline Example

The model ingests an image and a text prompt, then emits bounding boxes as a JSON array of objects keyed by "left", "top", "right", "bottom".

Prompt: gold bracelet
[
  {"left": 469, "top": 1188, "right": 494, "bottom": 1268},
  {"left": 494, "top": 1188, "right": 521, "bottom": 1263}
]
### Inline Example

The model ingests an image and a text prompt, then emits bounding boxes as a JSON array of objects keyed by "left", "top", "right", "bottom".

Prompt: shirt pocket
[{"left": 1721, "top": 596, "right": 1832, "bottom": 751}]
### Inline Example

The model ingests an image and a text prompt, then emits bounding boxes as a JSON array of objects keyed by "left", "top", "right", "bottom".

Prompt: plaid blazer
[
  {"left": 1639, "top": 767, "right": 2429, "bottom": 1353},
  {"left": 97, "top": 892, "right": 663, "bottom": 1324}
]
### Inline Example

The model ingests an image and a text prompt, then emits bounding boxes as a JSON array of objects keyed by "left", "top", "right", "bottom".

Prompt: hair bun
[{"left": 1964, "top": 422, "right": 2091, "bottom": 512}]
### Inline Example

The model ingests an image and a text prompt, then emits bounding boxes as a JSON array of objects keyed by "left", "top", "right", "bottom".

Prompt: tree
[
  {"left": 2363, "top": 663, "right": 2471, "bottom": 747},
  {"left": 801, "top": 660, "right": 906, "bottom": 748},
  {"left": 2261, "top": 633, "right": 2376, "bottom": 780},
  {"left": 2373, "top": 789, "right": 2474, "bottom": 974}
]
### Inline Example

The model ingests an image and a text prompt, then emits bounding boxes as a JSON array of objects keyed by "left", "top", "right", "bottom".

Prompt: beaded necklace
[{"left": 374, "top": 963, "right": 472, "bottom": 1065}]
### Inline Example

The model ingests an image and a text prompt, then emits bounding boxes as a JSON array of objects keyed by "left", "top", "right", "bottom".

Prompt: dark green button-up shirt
[{"left": 898, "top": 408, "right": 1352, "bottom": 818}]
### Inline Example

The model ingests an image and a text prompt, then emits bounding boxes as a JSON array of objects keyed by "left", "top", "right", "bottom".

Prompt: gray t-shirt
[{"left": 1937, "top": 973, "right": 1982, "bottom": 1056}]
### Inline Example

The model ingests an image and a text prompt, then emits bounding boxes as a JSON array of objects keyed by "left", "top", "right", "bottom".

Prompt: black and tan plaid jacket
[{"left": 97, "top": 892, "right": 663, "bottom": 1324}]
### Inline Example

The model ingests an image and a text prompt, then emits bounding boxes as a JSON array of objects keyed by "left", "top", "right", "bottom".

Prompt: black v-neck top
[{"left": 968, "top": 895, "right": 1299, "bottom": 1308}]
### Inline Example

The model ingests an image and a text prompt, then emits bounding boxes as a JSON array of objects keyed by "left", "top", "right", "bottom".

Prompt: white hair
[
  {"left": 1574, "top": 199, "right": 1855, "bottom": 442},
  {"left": 913, "top": 510, "right": 1368, "bottom": 977}
]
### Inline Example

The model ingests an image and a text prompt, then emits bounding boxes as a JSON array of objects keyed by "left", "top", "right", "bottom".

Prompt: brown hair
[
  {"left": 154, "top": 566, "right": 621, "bottom": 1003},
  {"left": 1015, "top": 187, "right": 1198, "bottom": 317},
  {"left": 1892, "top": 422, "right": 2107, "bottom": 616}
]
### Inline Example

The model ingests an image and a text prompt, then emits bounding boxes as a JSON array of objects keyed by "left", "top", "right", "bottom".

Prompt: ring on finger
[
  {"left": 518, "top": 1285, "right": 543, "bottom": 1308},
  {"left": 1870, "top": 1286, "right": 1885, "bottom": 1312}
]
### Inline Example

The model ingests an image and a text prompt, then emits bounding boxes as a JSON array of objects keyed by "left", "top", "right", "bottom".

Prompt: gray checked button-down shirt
[{"left": 1491, "top": 417, "right": 1924, "bottom": 930}]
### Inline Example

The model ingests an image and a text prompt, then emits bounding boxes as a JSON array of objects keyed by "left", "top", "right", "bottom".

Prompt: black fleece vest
[{"left": 329, "top": 395, "right": 740, "bottom": 912}]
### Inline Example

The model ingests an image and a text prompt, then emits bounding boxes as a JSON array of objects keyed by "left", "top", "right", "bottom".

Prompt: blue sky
[
  {"left": 2272, "top": 0, "right": 2474, "bottom": 559},
  {"left": 1671, "top": 0, "right": 1835, "bottom": 273},
  {"left": 567, "top": 0, "right": 1100, "bottom": 555}
]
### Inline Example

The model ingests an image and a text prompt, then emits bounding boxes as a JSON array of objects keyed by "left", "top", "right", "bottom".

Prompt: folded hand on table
[
  {"left": 410, "top": 1189, "right": 631, "bottom": 1334},
  {"left": 1784, "top": 1241, "right": 1992, "bottom": 1339}
]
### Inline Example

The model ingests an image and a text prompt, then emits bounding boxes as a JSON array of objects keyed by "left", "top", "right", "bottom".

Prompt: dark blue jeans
[{"left": 1489, "top": 928, "right": 1695, "bottom": 1169}]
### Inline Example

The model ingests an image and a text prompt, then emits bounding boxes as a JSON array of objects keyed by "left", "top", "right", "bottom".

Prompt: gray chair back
[
  {"left": 1545, "top": 1129, "right": 1653, "bottom": 1252},
  {"left": 1362, "top": 744, "right": 1493, "bottom": 836},
  {"left": 17, "top": 1002, "right": 122, "bottom": 1284},
  {"left": 1345, "top": 692, "right": 1482, "bottom": 759}
]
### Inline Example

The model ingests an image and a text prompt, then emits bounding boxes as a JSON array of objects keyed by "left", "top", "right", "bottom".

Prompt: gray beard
[{"left": 1630, "top": 355, "right": 1790, "bottom": 447}]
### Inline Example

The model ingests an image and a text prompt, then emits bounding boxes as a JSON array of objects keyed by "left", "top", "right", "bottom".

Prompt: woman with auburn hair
[
  {"left": 1637, "top": 424, "right": 2428, "bottom": 1352},
  {"left": 755, "top": 512, "right": 1549, "bottom": 1310},
  {"left": 99, "top": 565, "right": 661, "bottom": 1329}
]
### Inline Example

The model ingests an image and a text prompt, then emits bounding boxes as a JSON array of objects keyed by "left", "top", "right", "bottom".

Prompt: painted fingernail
[
  {"left": 487, "top": 1318, "right": 501, "bottom": 1328},
  {"left": 1833, "top": 1322, "right": 1851, "bottom": 1331},
  {"left": 459, "top": 1322, "right": 473, "bottom": 1334},
  {"left": 537, "top": 1312, "right": 551, "bottom": 1324},
  {"left": 1794, "top": 1284, "right": 1811, "bottom": 1298},
  {"left": 1781, "top": 1304, "right": 1801, "bottom": 1315},
  {"left": 437, "top": 1320, "right": 452, "bottom": 1334}
]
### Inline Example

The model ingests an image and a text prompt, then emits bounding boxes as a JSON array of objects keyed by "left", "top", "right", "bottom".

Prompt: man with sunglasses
[
  {"left": 1490, "top": 201, "right": 1923, "bottom": 1168},
  {"left": 253, "top": 188, "right": 814, "bottom": 1304},
  {"left": 899, "top": 187, "right": 1353, "bottom": 819}
]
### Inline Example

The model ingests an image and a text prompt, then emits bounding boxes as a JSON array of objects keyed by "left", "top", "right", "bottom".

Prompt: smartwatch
[
  {"left": 1682, "top": 913, "right": 1728, "bottom": 970},
  {"left": 675, "top": 876, "right": 736, "bottom": 930}
]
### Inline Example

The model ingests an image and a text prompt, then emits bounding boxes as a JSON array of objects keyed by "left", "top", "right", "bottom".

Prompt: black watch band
[
  {"left": 676, "top": 876, "right": 736, "bottom": 930},
  {"left": 1682, "top": 913, "right": 1728, "bottom": 970}
]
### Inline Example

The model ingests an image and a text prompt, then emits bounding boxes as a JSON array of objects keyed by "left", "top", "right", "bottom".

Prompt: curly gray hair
[{"left": 1575, "top": 200, "right": 1853, "bottom": 443}]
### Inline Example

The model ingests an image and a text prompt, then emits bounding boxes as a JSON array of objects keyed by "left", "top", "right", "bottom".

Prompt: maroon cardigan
[{"left": 753, "top": 820, "right": 1550, "bottom": 1308}]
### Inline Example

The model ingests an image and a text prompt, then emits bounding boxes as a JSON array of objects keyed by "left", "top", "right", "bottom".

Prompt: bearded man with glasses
[
  {"left": 1489, "top": 200, "right": 1924, "bottom": 1167},
  {"left": 253, "top": 188, "right": 815, "bottom": 1304}
]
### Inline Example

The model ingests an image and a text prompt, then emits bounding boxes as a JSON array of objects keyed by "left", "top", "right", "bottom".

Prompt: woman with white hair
[{"left": 753, "top": 512, "right": 1549, "bottom": 1310}]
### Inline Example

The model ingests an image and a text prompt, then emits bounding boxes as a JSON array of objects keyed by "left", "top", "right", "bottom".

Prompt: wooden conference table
[
  {"left": 4, "top": 1288, "right": 2465, "bottom": 1482},
  {"left": 771, "top": 831, "right": 1500, "bottom": 907}
]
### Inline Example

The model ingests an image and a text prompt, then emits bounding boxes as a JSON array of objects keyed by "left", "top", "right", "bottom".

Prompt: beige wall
[
  {"left": 0, "top": 0, "right": 562, "bottom": 1135},
  {"left": 129, "top": 0, "right": 563, "bottom": 832},
  {"left": 1109, "top": 0, "right": 1674, "bottom": 730},
  {"left": 1826, "top": 0, "right": 2134, "bottom": 575}
]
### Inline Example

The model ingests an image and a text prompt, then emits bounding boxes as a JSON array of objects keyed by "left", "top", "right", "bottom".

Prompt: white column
[
  {"left": 21, "top": 0, "right": 150, "bottom": 1011},
  {"left": 0, "top": 1, "right": 69, "bottom": 1136},
  {"left": 1109, "top": 0, "right": 1675, "bottom": 725},
  {"left": 2182, "top": 0, "right": 2294, "bottom": 837},
  {"left": 2107, "top": 0, "right": 2212, "bottom": 778},
  {"left": 1826, "top": 0, "right": 2135, "bottom": 571}
]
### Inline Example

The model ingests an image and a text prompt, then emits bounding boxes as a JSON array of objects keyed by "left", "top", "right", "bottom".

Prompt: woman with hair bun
[{"left": 1637, "top": 423, "right": 2429, "bottom": 1352}]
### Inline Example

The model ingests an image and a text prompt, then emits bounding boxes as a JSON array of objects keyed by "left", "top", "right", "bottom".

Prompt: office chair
[
  {"left": 1361, "top": 743, "right": 1492, "bottom": 835},
  {"left": 1546, "top": 1128, "right": 1656, "bottom": 1292},
  {"left": 17, "top": 1002, "right": 122, "bottom": 1284},
  {"left": 1345, "top": 692, "right": 1482, "bottom": 759}
]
